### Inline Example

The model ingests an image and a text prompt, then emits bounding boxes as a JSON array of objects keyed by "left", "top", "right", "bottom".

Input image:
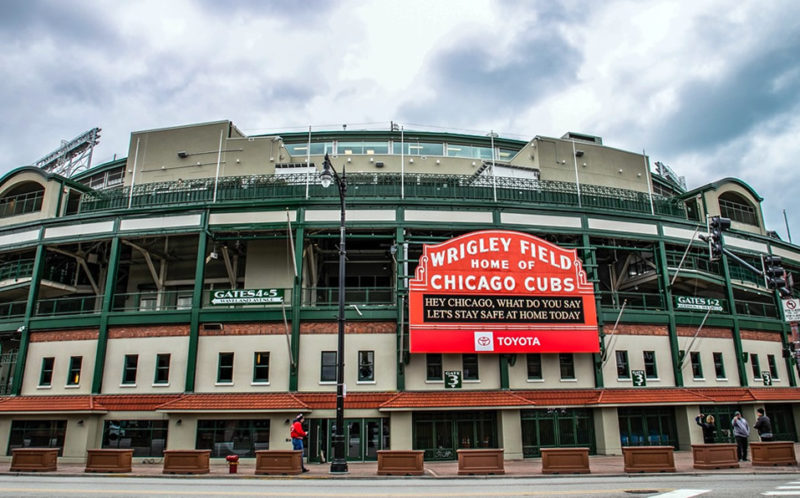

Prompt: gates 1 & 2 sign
[{"left": 409, "top": 230, "right": 599, "bottom": 353}]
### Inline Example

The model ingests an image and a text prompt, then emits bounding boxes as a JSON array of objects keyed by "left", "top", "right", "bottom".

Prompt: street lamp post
[{"left": 320, "top": 154, "right": 349, "bottom": 474}]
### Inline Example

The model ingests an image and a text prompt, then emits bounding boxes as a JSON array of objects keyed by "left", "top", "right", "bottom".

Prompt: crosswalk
[
  {"left": 649, "top": 490, "right": 710, "bottom": 498},
  {"left": 763, "top": 480, "right": 800, "bottom": 496}
]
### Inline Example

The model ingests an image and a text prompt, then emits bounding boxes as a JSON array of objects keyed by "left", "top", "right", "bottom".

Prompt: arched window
[
  {"left": 718, "top": 191, "right": 758, "bottom": 226},
  {"left": 0, "top": 181, "right": 45, "bottom": 218}
]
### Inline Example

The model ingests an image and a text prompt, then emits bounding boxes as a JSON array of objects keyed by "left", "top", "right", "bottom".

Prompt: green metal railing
[
  {"left": 0, "top": 300, "right": 26, "bottom": 319},
  {"left": 302, "top": 287, "right": 396, "bottom": 307},
  {"left": 0, "top": 190, "right": 44, "bottom": 218},
  {"left": 735, "top": 299, "right": 777, "bottom": 318},
  {"left": 728, "top": 264, "right": 764, "bottom": 287},
  {"left": 664, "top": 251, "right": 721, "bottom": 276},
  {"left": 598, "top": 291, "right": 665, "bottom": 311},
  {"left": 78, "top": 173, "right": 687, "bottom": 218},
  {"left": 112, "top": 290, "right": 195, "bottom": 312},
  {"left": 35, "top": 295, "right": 101, "bottom": 316},
  {"left": 0, "top": 259, "right": 34, "bottom": 281}
]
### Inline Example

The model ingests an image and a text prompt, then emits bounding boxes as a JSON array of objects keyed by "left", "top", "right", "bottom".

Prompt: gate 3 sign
[{"left": 409, "top": 230, "right": 598, "bottom": 354}]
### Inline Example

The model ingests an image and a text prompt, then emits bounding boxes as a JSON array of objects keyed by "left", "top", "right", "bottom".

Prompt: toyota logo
[{"left": 477, "top": 336, "right": 491, "bottom": 346}]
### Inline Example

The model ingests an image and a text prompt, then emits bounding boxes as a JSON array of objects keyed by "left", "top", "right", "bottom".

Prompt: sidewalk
[{"left": 3, "top": 447, "right": 799, "bottom": 478}]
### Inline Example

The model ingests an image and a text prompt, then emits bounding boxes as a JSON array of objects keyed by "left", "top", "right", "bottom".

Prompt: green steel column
[
  {"left": 582, "top": 234, "right": 604, "bottom": 388},
  {"left": 395, "top": 223, "right": 406, "bottom": 391},
  {"left": 185, "top": 213, "right": 209, "bottom": 393},
  {"left": 11, "top": 243, "right": 46, "bottom": 395},
  {"left": 289, "top": 210, "right": 304, "bottom": 392},
  {"left": 494, "top": 210, "right": 510, "bottom": 388},
  {"left": 765, "top": 244, "right": 797, "bottom": 386},
  {"left": 656, "top": 239, "right": 683, "bottom": 387},
  {"left": 91, "top": 235, "right": 121, "bottom": 393},
  {"left": 719, "top": 248, "right": 747, "bottom": 387}
]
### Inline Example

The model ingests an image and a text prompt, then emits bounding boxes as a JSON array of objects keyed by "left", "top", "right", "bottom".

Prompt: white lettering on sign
[{"left": 496, "top": 336, "right": 541, "bottom": 346}]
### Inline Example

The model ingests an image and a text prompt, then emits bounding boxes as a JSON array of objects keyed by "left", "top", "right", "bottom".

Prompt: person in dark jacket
[
  {"left": 290, "top": 414, "right": 309, "bottom": 472},
  {"left": 732, "top": 411, "right": 750, "bottom": 461},
  {"left": 754, "top": 408, "right": 774, "bottom": 442},
  {"left": 695, "top": 413, "right": 716, "bottom": 443}
]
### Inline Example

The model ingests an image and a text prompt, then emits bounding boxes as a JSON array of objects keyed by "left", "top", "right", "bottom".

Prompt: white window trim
[
  {"left": 36, "top": 385, "right": 52, "bottom": 390},
  {"left": 152, "top": 382, "right": 171, "bottom": 387},
  {"left": 318, "top": 381, "right": 336, "bottom": 385},
  {"left": 214, "top": 381, "right": 234, "bottom": 386},
  {"left": 251, "top": 381, "right": 270, "bottom": 386},
  {"left": 356, "top": 380, "right": 377, "bottom": 385},
  {"left": 526, "top": 378, "right": 545, "bottom": 383},
  {"left": 119, "top": 383, "right": 137, "bottom": 388},
  {"left": 559, "top": 378, "right": 578, "bottom": 383},
  {"left": 65, "top": 384, "right": 81, "bottom": 389}
]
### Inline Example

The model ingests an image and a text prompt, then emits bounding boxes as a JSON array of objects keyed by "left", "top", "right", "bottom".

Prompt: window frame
[
  {"left": 121, "top": 354, "right": 138, "bottom": 385},
  {"left": 320, "top": 351, "right": 337, "bottom": 383},
  {"left": 154, "top": 353, "right": 170, "bottom": 385},
  {"left": 39, "top": 357, "right": 54, "bottom": 387},
  {"left": 217, "top": 352, "right": 234, "bottom": 384},
  {"left": 66, "top": 356, "right": 82, "bottom": 386},
  {"left": 750, "top": 353, "right": 761, "bottom": 380},
  {"left": 615, "top": 350, "right": 630, "bottom": 379},
  {"left": 426, "top": 353, "right": 443, "bottom": 381},
  {"left": 559, "top": 353, "right": 575, "bottom": 380},
  {"left": 643, "top": 350, "right": 658, "bottom": 379},
  {"left": 462, "top": 354, "right": 479, "bottom": 381},
  {"left": 712, "top": 352, "right": 726, "bottom": 379},
  {"left": 767, "top": 354, "right": 779, "bottom": 379},
  {"left": 357, "top": 350, "right": 375, "bottom": 382},
  {"left": 253, "top": 351, "right": 270, "bottom": 384},
  {"left": 526, "top": 353, "right": 543, "bottom": 381},
  {"left": 690, "top": 351, "right": 703, "bottom": 379}
]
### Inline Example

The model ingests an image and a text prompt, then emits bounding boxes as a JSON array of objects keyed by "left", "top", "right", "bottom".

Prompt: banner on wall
[{"left": 409, "top": 230, "right": 599, "bottom": 353}]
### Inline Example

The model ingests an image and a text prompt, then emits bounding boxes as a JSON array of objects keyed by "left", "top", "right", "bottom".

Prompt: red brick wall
[
  {"left": 30, "top": 329, "right": 99, "bottom": 342},
  {"left": 741, "top": 329, "right": 782, "bottom": 342},
  {"left": 676, "top": 326, "right": 732, "bottom": 339},
  {"left": 200, "top": 323, "right": 287, "bottom": 336},
  {"left": 607, "top": 324, "right": 668, "bottom": 336},
  {"left": 301, "top": 322, "right": 395, "bottom": 334},
  {"left": 109, "top": 325, "right": 189, "bottom": 339}
]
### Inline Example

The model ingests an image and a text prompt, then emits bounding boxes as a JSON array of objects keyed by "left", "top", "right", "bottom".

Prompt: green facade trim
[
  {"left": 395, "top": 222, "right": 406, "bottom": 391},
  {"left": 288, "top": 209, "right": 304, "bottom": 392},
  {"left": 185, "top": 212, "right": 209, "bottom": 392},
  {"left": 656, "top": 239, "right": 684, "bottom": 387},
  {"left": 91, "top": 234, "right": 121, "bottom": 393},
  {"left": 11, "top": 243, "right": 45, "bottom": 395}
]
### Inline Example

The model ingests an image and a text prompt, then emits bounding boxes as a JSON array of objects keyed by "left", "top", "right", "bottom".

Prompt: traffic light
[
  {"left": 762, "top": 254, "right": 791, "bottom": 296},
  {"left": 700, "top": 216, "right": 731, "bottom": 261}
]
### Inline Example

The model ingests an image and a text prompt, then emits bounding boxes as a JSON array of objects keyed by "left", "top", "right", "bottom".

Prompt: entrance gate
[{"left": 521, "top": 408, "right": 595, "bottom": 457}]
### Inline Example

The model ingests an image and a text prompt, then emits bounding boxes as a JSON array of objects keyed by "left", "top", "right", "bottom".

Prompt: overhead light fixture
[
  {"left": 575, "top": 150, "right": 584, "bottom": 157},
  {"left": 177, "top": 151, "right": 188, "bottom": 158}
]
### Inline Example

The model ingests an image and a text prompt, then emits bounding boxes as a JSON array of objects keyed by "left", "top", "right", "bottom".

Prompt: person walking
[
  {"left": 695, "top": 413, "right": 716, "bottom": 444},
  {"left": 291, "top": 413, "right": 310, "bottom": 472},
  {"left": 754, "top": 408, "right": 774, "bottom": 442},
  {"left": 732, "top": 411, "right": 750, "bottom": 461}
]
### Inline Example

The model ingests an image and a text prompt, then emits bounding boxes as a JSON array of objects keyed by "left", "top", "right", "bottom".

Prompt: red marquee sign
[{"left": 409, "top": 230, "right": 599, "bottom": 353}]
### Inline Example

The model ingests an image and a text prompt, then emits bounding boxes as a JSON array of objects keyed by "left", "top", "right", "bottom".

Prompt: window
[
  {"left": 217, "top": 352, "right": 234, "bottom": 383},
  {"left": 643, "top": 351, "right": 658, "bottom": 379},
  {"left": 176, "top": 294, "right": 193, "bottom": 310},
  {"left": 713, "top": 352, "right": 726, "bottom": 379},
  {"left": 39, "top": 357, "right": 54, "bottom": 387},
  {"left": 526, "top": 354, "right": 542, "bottom": 380},
  {"left": 426, "top": 354, "right": 442, "bottom": 381},
  {"left": 719, "top": 192, "right": 758, "bottom": 226},
  {"left": 615, "top": 351, "right": 630, "bottom": 379},
  {"left": 690, "top": 352, "right": 703, "bottom": 379},
  {"left": 750, "top": 353, "right": 760, "bottom": 379},
  {"left": 358, "top": 350, "right": 374, "bottom": 382},
  {"left": 337, "top": 141, "right": 389, "bottom": 155},
  {"left": 154, "top": 354, "right": 170, "bottom": 385},
  {"left": 196, "top": 419, "right": 270, "bottom": 458},
  {"left": 559, "top": 353, "right": 575, "bottom": 380},
  {"left": 102, "top": 420, "right": 168, "bottom": 457},
  {"left": 320, "top": 351, "right": 337, "bottom": 382},
  {"left": 67, "top": 356, "right": 82, "bottom": 386},
  {"left": 253, "top": 352, "right": 270, "bottom": 383},
  {"left": 122, "top": 354, "right": 138, "bottom": 385},
  {"left": 768, "top": 354, "right": 779, "bottom": 379},
  {"left": 139, "top": 294, "right": 157, "bottom": 311},
  {"left": 392, "top": 141, "right": 444, "bottom": 156},
  {"left": 463, "top": 354, "right": 479, "bottom": 381},
  {"left": 7, "top": 420, "right": 66, "bottom": 456}
]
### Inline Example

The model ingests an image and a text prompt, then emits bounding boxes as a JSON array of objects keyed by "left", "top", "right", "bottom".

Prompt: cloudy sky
[{"left": 1, "top": 0, "right": 799, "bottom": 238}]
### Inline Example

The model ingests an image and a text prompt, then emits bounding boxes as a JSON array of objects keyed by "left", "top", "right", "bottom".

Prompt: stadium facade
[{"left": 0, "top": 119, "right": 797, "bottom": 463}]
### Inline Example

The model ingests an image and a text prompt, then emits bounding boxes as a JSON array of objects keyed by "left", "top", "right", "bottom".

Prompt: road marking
[
  {"left": 778, "top": 487, "right": 800, "bottom": 490},
  {"left": 762, "top": 493, "right": 800, "bottom": 496},
  {"left": 649, "top": 491, "right": 710, "bottom": 498}
]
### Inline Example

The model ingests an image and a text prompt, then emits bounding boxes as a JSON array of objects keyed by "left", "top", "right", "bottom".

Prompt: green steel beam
[
  {"left": 91, "top": 235, "right": 121, "bottom": 393},
  {"left": 185, "top": 212, "right": 209, "bottom": 393},
  {"left": 656, "top": 239, "right": 684, "bottom": 387},
  {"left": 289, "top": 209, "right": 304, "bottom": 392},
  {"left": 719, "top": 243, "right": 748, "bottom": 387},
  {"left": 395, "top": 222, "right": 406, "bottom": 391},
  {"left": 11, "top": 243, "right": 45, "bottom": 395},
  {"left": 582, "top": 233, "right": 604, "bottom": 388}
]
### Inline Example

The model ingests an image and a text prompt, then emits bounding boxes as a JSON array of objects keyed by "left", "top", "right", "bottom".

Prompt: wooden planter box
[
  {"left": 85, "top": 449, "right": 134, "bottom": 473},
  {"left": 10, "top": 448, "right": 59, "bottom": 472},
  {"left": 541, "top": 447, "right": 590, "bottom": 474},
  {"left": 255, "top": 450, "right": 303, "bottom": 475},
  {"left": 162, "top": 449, "right": 210, "bottom": 474},
  {"left": 457, "top": 449, "right": 504, "bottom": 475},
  {"left": 751, "top": 442, "right": 797, "bottom": 466},
  {"left": 622, "top": 446, "right": 675, "bottom": 473},
  {"left": 691, "top": 444, "right": 739, "bottom": 469},
  {"left": 377, "top": 450, "right": 424, "bottom": 476}
]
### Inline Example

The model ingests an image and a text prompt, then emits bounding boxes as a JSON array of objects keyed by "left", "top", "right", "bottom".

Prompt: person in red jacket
[{"left": 290, "top": 414, "right": 309, "bottom": 472}]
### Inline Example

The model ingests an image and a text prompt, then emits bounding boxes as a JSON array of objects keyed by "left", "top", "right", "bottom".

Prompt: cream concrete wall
[
  {"left": 678, "top": 337, "right": 739, "bottom": 387},
  {"left": 700, "top": 183, "right": 765, "bottom": 235},
  {"left": 676, "top": 404, "right": 702, "bottom": 450},
  {"left": 194, "top": 334, "right": 294, "bottom": 392},
  {"left": 62, "top": 417, "right": 91, "bottom": 461},
  {"left": 166, "top": 415, "right": 294, "bottom": 453},
  {"left": 22, "top": 339, "right": 97, "bottom": 395},
  {"left": 101, "top": 336, "right": 189, "bottom": 394},
  {"left": 0, "top": 419, "right": 10, "bottom": 462},
  {"left": 405, "top": 353, "right": 505, "bottom": 390},
  {"left": 243, "top": 240, "right": 294, "bottom": 290},
  {"left": 500, "top": 409, "right": 523, "bottom": 460},
  {"left": 296, "top": 333, "right": 396, "bottom": 392},
  {"left": 600, "top": 335, "right": 676, "bottom": 387},
  {"left": 506, "top": 353, "right": 595, "bottom": 389},
  {"left": 741, "top": 339, "right": 788, "bottom": 386},
  {"left": 593, "top": 407, "right": 621, "bottom": 455},
  {"left": 533, "top": 137, "right": 650, "bottom": 193},
  {"left": 389, "top": 412, "right": 413, "bottom": 450},
  {"left": 0, "top": 172, "right": 63, "bottom": 228}
]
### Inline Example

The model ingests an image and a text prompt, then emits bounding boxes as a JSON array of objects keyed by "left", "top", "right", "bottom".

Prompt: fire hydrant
[{"left": 226, "top": 454, "right": 239, "bottom": 474}]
